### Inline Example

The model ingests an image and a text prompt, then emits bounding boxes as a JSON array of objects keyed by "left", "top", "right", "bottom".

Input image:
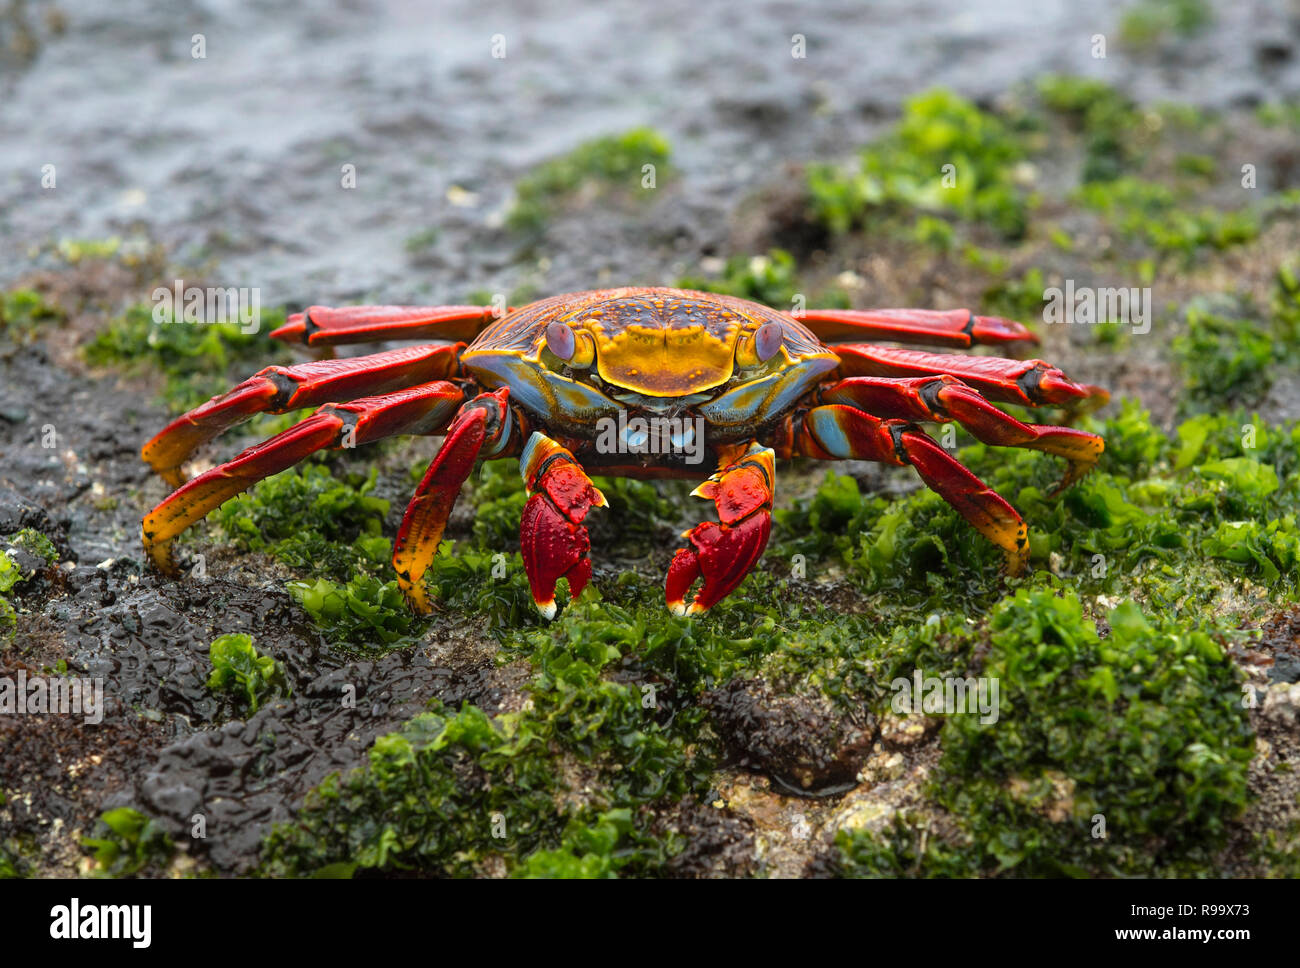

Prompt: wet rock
[
  {"left": 654, "top": 798, "right": 758, "bottom": 879},
  {"left": 1261, "top": 682, "right": 1300, "bottom": 727},
  {"left": 879, "top": 711, "right": 942, "bottom": 749},
  {"left": 0, "top": 484, "right": 59, "bottom": 539},
  {"left": 703, "top": 678, "right": 876, "bottom": 793},
  {"left": 1256, "top": 606, "right": 1300, "bottom": 684}
]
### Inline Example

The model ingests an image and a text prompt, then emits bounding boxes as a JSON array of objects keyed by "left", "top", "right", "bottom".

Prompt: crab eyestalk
[
  {"left": 543, "top": 320, "right": 595, "bottom": 367},
  {"left": 733, "top": 321, "right": 784, "bottom": 368}
]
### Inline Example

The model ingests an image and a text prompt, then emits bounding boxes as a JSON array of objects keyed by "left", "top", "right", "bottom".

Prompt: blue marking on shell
[
  {"left": 698, "top": 355, "right": 838, "bottom": 427},
  {"left": 461, "top": 352, "right": 617, "bottom": 424}
]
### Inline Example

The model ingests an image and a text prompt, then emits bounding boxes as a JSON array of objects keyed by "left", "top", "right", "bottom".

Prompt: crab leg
[
  {"left": 770, "top": 406, "right": 1030, "bottom": 573},
  {"left": 833, "top": 344, "right": 1109, "bottom": 411},
  {"left": 141, "top": 344, "right": 464, "bottom": 487},
  {"left": 819, "top": 375, "right": 1104, "bottom": 492},
  {"left": 666, "top": 443, "right": 775, "bottom": 616},
  {"left": 518, "top": 433, "right": 608, "bottom": 620},
  {"left": 394, "top": 388, "right": 518, "bottom": 613},
  {"left": 797, "top": 308, "right": 1037, "bottom": 348},
  {"left": 143, "top": 382, "right": 466, "bottom": 575},
  {"left": 271, "top": 304, "right": 506, "bottom": 347}
]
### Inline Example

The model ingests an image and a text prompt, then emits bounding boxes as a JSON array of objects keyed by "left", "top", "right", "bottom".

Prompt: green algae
[
  {"left": 82, "top": 807, "right": 175, "bottom": 877},
  {"left": 508, "top": 127, "right": 672, "bottom": 231},
  {"left": 1120, "top": 0, "right": 1212, "bottom": 47},
  {"left": 1036, "top": 75, "right": 1147, "bottom": 183},
  {"left": 676, "top": 248, "right": 849, "bottom": 311},
  {"left": 0, "top": 529, "right": 57, "bottom": 641},
  {"left": 1074, "top": 176, "right": 1259, "bottom": 257},
  {"left": 260, "top": 402, "right": 1298, "bottom": 876},
  {"left": 838, "top": 590, "right": 1252, "bottom": 877},
  {"left": 6, "top": 529, "right": 58, "bottom": 566},
  {"left": 808, "top": 88, "right": 1033, "bottom": 239},
  {"left": 287, "top": 575, "right": 426, "bottom": 650},
  {"left": 1174, "top": 268, "right": 1300, "bottom": 415},
  {"left": 0, "top": 552, "right": 20, "bottom": 640},
  {"left": 206, "top": 633, "right": 288, "bottom": 713},
  {"left": 809, "top": 78, "right": 1263, "bottom": 263},
  {"left": 0, "top": 288, "right": 64, "bottom": 339},
  {"left": 215, "top": 465, "right": 391, "bottom": 580},
  {"left": 83, "top": 302, "right": 291, "bottom": 413}
]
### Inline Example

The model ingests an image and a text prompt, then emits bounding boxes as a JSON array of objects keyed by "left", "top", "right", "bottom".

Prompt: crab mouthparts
[{"left": 610, "top": 390, "right": 714, "bottom": 411}]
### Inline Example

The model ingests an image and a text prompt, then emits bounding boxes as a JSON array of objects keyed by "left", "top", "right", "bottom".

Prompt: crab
[{"left": 140, "top": 287, "right": 1107, "bottom": 618}]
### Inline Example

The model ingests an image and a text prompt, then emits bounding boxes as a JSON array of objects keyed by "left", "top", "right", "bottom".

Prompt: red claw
[
  {"left": 519, "top": 433, "right": 606, "bottom": 619},
  {"left": 666, "top": 513, "right": 772, "bottom": 616},
  {"left": 666, "top": 445, "right": 775, "bottom": 617}
]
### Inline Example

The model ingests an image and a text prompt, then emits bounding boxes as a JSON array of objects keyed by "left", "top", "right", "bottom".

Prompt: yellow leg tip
[
  {"left": 141, "top": 525, "right": 180, "bottom": 577},
  {"left": 398, "top": 576, "right": 434, "bottom": 615}
]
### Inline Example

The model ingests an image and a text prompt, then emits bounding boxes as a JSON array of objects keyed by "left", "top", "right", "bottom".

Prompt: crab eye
[
  {"left": 754, "top": 322, "right": 783, "bottom": 362},
  {"left": 545, "top": 320, "right": 576, "bottom": 360}
]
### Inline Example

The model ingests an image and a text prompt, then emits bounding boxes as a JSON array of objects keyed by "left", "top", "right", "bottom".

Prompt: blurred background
[{"left": 3, "top": 0, "right": 1298, "bottom": 304}]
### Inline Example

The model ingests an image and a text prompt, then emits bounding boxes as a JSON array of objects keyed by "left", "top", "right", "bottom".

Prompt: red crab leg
[
  {"left": 769, "top": 406, "right": 1029, "bottom": 572},
  {"left": 666, "top": 443, "right": 775, "bottom": 617},
  {"left": 142, "top": 382, "right": 465, "bottom": 575},
  {"left": 518, "top": 433, "right": 608, "bottom": 620},
  {"left": 271, "top": 305, "right": 506, "bottom": 347},
  {"left": 394, "top": 388, "right": 518, "bottom": 613},
  {"left": 833, "top": 344, "right": 1109, "bottom": 411},
  {"left": 141, "top": 344, "right": 464, "bottom": 487},
  {"left": 819, "top": 375, "right": 1104, "bottom": 492},
  {"left": 797, "top": 308, "right": 1037, "bottom": 348}
]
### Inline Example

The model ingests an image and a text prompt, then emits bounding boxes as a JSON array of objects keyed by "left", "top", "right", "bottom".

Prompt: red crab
[{"left": 140, "top": 288, "right": 1107, "bottom": 618}]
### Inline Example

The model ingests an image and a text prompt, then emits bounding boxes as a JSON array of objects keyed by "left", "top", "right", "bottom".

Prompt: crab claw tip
[{"left": 536, "top": 599, "right": 558, "bottom": 621}]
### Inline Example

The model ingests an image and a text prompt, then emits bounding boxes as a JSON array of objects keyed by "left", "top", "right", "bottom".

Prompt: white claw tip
[
  {"left": 536, "top": 600, "right": 558, "bottom": 621},
  {"left": 668, "top": 601, "right": 688, "bottom": 617}
]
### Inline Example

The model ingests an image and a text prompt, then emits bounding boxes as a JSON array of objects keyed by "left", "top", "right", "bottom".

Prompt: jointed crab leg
[
  {"left": 395, "top": 388, "right": 517, "bottom": 613},
  {"left": 271, "top": 304, "right": 506, "bottom": 347},
  {"left": 771, "top": 406, "right": 1030, "bottom": 573},
  {"left": 820, "top": 375, "right": 1104, "bottom": 492},
  {"left": 143, "top": 382, "right": 466, "bottom": 575},
  {"left": 141, "top": 344, "right": 464, "bottom": 486},
  {"left": 797, "top": 308, "right": 1037, "bottom": 348},
  {"left": 666, "top": 443, "right": 775, "bottom": 616},
  {"left": 833, "top": 344, "right": 1109, "bottom": 411},
  {"left": 518, "top": 433, "right": 608, "bottom": 619}
]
